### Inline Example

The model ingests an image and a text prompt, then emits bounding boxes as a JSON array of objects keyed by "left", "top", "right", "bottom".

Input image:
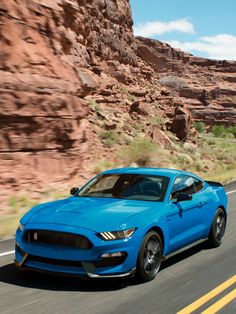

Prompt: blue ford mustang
[{"left": 15, "top": 168, "right": 228, "bottom": 282}]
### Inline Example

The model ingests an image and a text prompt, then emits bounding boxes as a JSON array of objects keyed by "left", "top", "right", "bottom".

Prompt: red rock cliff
[
  {"left": 0, "top": 0, "right": 235, "bottom": 199},
  {"left": 0, "top": 0, "right": 140, "bottom": 194}
]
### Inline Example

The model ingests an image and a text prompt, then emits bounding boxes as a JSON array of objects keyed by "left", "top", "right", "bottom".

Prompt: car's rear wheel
[
  {"left": 208, "top": 208, "right": 226, "bottom": 248},
  {"left": 136, "top": 231, "right": 163, "bottom": 282}
]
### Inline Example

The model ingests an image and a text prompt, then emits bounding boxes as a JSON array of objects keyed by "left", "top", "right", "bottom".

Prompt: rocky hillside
[
  {"left": 0, "top": 0, "right": 235, "bottom": 203},
  {"left": 136, "top": 37, "right": 236, "bottom": 125}
]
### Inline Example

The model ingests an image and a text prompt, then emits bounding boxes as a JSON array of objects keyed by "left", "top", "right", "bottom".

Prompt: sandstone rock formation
[
  {"left": 0, "top": 0, "right": 139, "bottom": 196},
  {"left": 136, "top": 37, "right": 236, "bottom": 126},
  {"left": 0, "top": 0, "right": 235, "bottom": 204},
  {"left": 171, "top": 107, "right": 193, "bottom": 141}
]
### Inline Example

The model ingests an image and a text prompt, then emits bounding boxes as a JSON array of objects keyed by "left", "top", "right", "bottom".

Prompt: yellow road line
[
  {"left": 177, "top": 275, "right": 236, "bottom": 314},
  {"left": 201, "top": 288, "right": 236, "bottom": 314}
]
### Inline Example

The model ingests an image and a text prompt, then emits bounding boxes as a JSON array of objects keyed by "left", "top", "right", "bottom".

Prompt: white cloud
[
  {"left": 167, "top": 34, "right": 236, "bottom": 60},
  {"left": 133, "top": 19, "right": 195, "bottom": 37}
]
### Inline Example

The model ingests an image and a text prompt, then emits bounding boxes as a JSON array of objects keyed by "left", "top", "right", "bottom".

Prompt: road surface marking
[
  {"left": 177, "top": 275, "right": 236, "bottom": 314},
  {"left": 201, "top": 288, "right": 236, "bottom": 314},
  {"left": 0, "top": 236, "right": 15, "bottom": 242},
  {"left": 226, "top": 190, "right": 236, "bottom": 195},
  {"left": 0, "top": 250, "right": 14, "bottom": 257}
]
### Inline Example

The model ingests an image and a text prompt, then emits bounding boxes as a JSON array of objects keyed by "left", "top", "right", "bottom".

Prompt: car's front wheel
[
  {"left": 208, "top": 208, "right": 226, "bottom": 248},
  {"left": 136, "top": 231, "right": 163, "bottom": 282}
]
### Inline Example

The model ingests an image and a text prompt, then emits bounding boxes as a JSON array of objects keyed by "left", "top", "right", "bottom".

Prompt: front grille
[
  {"left": 26, "top": 230, "right": 92, "bottom": 249},
  {"left": 28, "top": 254, "right": 83, "bottom": 267}
]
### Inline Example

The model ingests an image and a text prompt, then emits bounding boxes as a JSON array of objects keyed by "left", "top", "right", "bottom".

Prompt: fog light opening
[{"left": 101, "top": 252, "right": 126, "bottom": 258}]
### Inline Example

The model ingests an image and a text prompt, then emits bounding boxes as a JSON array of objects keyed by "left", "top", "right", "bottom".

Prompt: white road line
[
  {"left": 226, "top": 190, "right": 236, "bottom": 195},
  {"left": 0, "top": 236, "right": 15, "bottom": 242},
  {"left": 0, "top": 188, "right": 235, "bottom": 259},
  {"left": 0, "top": 250, "right": 14, "bottom": 257}
]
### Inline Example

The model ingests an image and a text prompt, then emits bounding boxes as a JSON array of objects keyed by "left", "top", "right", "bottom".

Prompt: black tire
[
  {"left": 136, "top": 231, "right": 163, "bottom": 282},
  {"left": 208, "top": 208, "right": 226, "bottom": 248}
]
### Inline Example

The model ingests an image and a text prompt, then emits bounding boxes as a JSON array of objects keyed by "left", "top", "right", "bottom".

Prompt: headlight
[
  {"left": 98, "top": 228, "right": 136, "bottom": 241},
  {"left": 18, "top": 223, "right": 24, "bottom": 232}
]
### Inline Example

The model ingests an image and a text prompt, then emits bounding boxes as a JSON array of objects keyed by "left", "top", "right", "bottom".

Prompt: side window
[
  {"left": 171, "top": 175, "right": 195, "bottom": 199},
  {"left": 193, "top": 178, "right": 204, "bottom": 192}
]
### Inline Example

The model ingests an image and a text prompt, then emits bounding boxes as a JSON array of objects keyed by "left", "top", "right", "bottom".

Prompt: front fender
[
  {"left": 141, "top": 220, "right": 170, "bottom": 256},
  {"left": 124, "top": 206, "right": 171, "bottom": 257}
]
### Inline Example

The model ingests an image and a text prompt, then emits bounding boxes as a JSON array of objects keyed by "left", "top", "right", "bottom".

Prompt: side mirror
[
  {"left": 70, "top": 187, "right": 79, "bottom": 196},
  {"left": 173, "top": 193, "right": 192, "bottom": 202}
]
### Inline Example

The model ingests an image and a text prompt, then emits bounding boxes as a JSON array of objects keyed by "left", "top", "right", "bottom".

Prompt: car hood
[{"left": 25, "top": 197, "right": 158, "bottom": 232}]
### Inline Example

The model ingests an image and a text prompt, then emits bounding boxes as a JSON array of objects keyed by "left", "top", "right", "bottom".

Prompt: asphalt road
[{"left": 0, "top": 184, "right": 235, "bottom": 314}]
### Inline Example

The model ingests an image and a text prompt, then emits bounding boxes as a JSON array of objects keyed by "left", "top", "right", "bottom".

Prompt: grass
[
  {"left": 209, "top": 124, "right": 236, "bottom": 138},
  {"left": 87, "top": 99, "right": 101, "bottom": 113},
  {"left": 120, "top": 87, "right": 137, "bottom": 102},
  {"left": 118, "top": 134, "right": 236, "bottom": 183},
  {"left": 150, "top": 116, "right": 167, "bottom": 127},
  {"left": 172, "top": 137, "right": 236, "bottom": 181},
  {"left": 99, "top": 131, "right": 118, "bottom": 148},
  {"left": 119, "top": 138, "right": 157, "bottom": 166},
  {"left": 93, "top": 160, "right": 118, "bottom": 174},
  {"left": 0, "top": 214, "right": 23, "bottom": 239},
  {"left": 1, "top": 190, "right": 68, "bottom": 239},
  {"left": 193, "top": 122, "right": 236, "bottom": 138},
  {"left": 8, "top": 196, "right": 38, "bottom": 214},
  {"left": 194, "top": 121, "right": 205, "bottom": 133}
]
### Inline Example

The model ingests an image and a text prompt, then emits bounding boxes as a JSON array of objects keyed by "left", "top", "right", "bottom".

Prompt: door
[{"left": 167, "top": 175, "right": 204, "bottom": 252}]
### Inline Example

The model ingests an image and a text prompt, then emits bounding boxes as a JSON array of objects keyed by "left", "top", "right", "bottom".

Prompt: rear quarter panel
[{"left": 202, "top": 183, "right": 228, "bottom": 237}]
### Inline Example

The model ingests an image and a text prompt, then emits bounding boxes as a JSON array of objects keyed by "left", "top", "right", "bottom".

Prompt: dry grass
[
  {"left": 0, "top": 190, "right": 68, "bottom": 239},
  {"left": 0, "top": 214, "right": 23, "bottom": 239},
  {"left": 116, "top": 134, "right": 236, "bottom": 183}
]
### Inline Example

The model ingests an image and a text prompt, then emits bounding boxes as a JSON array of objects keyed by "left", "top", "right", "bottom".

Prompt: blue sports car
[{"left": 15, "top": 168, "right": 228, "bottom": 282}]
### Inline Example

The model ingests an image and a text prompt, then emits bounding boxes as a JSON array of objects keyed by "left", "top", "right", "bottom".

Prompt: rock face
[
  {"left": 136, "top": 37, "right": 236, "bottom": 125},
  {"left": 0, "top": 0, "right": 139, "bottom": 194},
  {"left": 0, "top": 0, "right": 235, "bottom": 200}
]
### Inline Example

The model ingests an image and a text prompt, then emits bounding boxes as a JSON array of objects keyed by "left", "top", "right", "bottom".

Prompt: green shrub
[
  {"left": 99, "top": 131, "right": 118, "bottom": 147},
  {"left": 227, "top": 126, "right": 236, "bottom": 138},
  {"left": 211, "top": 125, "right": 227, "bottom": 138},
  {"left": 194, "top": 121, "right": 205, "bottom": 133},
  {"left": 88, "top": 99, "right": 101, "bottom": 113},
  {"left": 120, "top": 87, "right": 129, "bottom": 95},
  {"left": 133, "top": 123, "right": 145, "bottom": 132},
  {"left": 93, "top": 160, "right": 117, "bottom": 174},
  {"left": 210, "top": 125, "right": 236, "bottom": 138},
  {"left": 119, "top": 138, "right": 157, "bottom": 166},
  {"left": 150, "top": 116, "right": 167, "bottom": 127}
]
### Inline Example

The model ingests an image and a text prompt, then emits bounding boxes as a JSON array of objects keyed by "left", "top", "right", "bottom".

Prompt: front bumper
[{"left": 15, "top": 223, "right": 139, "bottom": 278}]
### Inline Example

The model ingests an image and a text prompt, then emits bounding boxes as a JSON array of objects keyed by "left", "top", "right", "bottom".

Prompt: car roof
[{"left": 102, "top": 167, "right": 199, "bottom": 179}]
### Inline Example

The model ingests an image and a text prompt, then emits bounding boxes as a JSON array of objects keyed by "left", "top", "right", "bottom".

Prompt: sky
[{"left": 130, "top": 0, "right": 236, "bottom": 60}]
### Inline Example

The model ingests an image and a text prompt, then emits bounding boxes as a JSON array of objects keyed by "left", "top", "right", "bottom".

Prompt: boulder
[
  {"left": 78, "top": 69, "right": 98, "bottom": 96},
  {"left": 171, "top": 107, "right": 193, "bottom": 141},
  {"left": 148, "top": 125, "right": 172, "bottom": 146},
  {"left": 129, "top": 88, "right": 148, "bottom": 97},
  {"left": 129, "top": 101, "right": 148, "bottom": 116}
]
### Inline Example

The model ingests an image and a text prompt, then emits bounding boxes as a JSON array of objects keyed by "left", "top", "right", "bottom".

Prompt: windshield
[{"left": 77, "top": 174, "right": 169, "bottom": 202}]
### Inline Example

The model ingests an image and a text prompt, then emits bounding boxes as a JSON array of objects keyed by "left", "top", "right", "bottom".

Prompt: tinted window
[
  {"left": 171, "top": 175, "right": 195, "bottom": 199},
  {"left": 77, "top": 174, "right": 170, "bottom": 202},
  {"left": 194, "top": 178, "right": 204, "bottom": 192}
]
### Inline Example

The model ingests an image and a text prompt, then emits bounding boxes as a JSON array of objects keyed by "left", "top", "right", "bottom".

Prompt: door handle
[{"left": 198, "top": 201, "right": 206, "bottom": 208}]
